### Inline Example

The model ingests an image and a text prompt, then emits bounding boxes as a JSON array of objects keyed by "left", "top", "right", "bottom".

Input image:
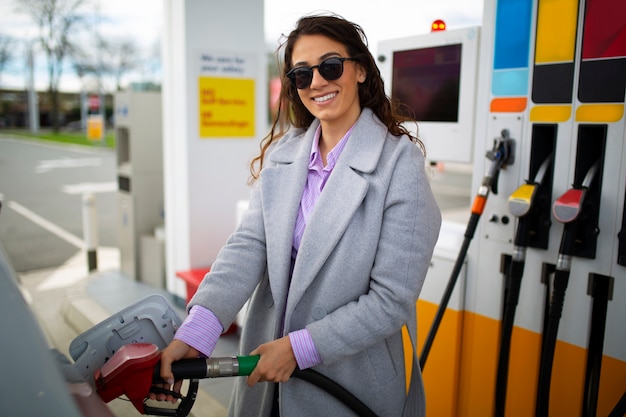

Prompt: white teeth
[{"left": 314, "top": 93, "right": 337, "bottom": 102}]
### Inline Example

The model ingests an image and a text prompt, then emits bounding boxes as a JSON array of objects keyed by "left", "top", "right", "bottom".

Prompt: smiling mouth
[{"left": 313, "top": 92, "right": 337, "bottom": 103}]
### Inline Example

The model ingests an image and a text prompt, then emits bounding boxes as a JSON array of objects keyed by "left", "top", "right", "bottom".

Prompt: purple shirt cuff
[
  {"left": 289, "top": 329, "right": 322, "bottom": 369},
  {"left": 174, "top": 305, "right": 223, "bottom": 358}
]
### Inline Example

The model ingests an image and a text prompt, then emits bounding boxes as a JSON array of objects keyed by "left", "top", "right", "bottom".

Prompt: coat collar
[{"left": 268, "top": 108, "right": 386, "bottom": 173}]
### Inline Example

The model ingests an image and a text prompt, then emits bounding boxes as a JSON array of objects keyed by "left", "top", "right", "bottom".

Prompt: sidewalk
[{"left": 18, "top": 247, "right": 238, "bottom": 417}]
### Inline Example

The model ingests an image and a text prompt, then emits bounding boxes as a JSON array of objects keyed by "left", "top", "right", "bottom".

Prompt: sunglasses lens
[
  {"left": 288, "top": 68, "right": 313, "bottom": 89},
  {"left": 319, "top": 58, "right": 344, "bottom": 81},
  {"left": 287, "top": 58, "right": 351, "bottom": 89}
]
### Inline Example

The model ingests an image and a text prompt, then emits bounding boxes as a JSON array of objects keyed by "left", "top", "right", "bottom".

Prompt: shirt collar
[{"left": 309, "top": 123, "right": 356, "bottom": 171}]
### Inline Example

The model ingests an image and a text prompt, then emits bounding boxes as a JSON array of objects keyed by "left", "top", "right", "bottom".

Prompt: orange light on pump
[{"left": 431, "top": 19, "right": 446, "bottom": 32}]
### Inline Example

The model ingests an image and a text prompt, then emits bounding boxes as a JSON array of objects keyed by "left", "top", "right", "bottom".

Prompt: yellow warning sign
[
  {"left": 87, "top": 115, "right": 104, "bottom": 141},
  {"left": 198, "top": 77, "right": 255, "bottom": 138}
]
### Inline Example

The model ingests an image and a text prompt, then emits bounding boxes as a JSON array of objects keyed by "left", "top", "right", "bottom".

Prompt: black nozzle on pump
[
  {"left": 535, "top": 159, "right": 602, "bottom": 417},
  {"left": 494, "top": 154, "right": 552, "bottom": 417},
  {"left": 486, "top": 129, "right": 515, "bottom": 196}
]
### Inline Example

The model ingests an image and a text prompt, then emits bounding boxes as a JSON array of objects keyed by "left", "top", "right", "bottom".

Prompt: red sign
[{"left": 88, "top": 95, "right": 100, "bottom": 111}]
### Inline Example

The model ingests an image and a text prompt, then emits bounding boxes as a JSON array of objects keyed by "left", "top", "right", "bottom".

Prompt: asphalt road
[{"left": 0, "top": 134, "right": 118, "bottom": 272}]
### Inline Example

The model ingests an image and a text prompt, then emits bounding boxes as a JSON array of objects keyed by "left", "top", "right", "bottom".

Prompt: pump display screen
[{"left": 391, "top": 44, "right": 462, "bottom": 122}]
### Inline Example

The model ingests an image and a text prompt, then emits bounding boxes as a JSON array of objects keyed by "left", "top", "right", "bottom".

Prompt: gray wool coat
[{"left": 189, "top": 108, "right": 442, "bottom": 416}]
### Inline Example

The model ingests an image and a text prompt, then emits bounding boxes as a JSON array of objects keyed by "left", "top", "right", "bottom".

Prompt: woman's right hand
[{"left": 149, "top": 339, "right": 201, "bottom": 403}]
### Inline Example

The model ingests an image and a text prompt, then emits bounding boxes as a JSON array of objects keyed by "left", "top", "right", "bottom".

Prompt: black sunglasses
[{"left": 286, "top": 57, "right": 357, "bottom": 89}]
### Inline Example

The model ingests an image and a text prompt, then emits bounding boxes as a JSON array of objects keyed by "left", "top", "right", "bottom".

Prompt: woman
[{"left": 156, "top": 13, "right": 441, "bottom": 416}]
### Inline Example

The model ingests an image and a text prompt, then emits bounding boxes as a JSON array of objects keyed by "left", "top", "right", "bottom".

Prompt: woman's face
[{"left": 290, "top": 34, "right": 366, "bottom": 130}]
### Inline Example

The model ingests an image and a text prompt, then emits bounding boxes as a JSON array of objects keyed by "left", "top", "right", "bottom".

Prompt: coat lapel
[
  {"left": 261, "top": 125, "right": 315, "bottom": 312},
  {"left": 286, "top": 108, "right": 387, "bottom": 315}
]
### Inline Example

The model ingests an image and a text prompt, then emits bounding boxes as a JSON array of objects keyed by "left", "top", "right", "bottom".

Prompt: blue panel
[
  {"left": 492, "top": 69, "right": 529, "bottom": 96},
  {"left": 494, "top": 0, "right": 533, "bottom": 70}
]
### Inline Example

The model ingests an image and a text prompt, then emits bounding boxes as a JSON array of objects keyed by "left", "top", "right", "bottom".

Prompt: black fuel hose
[
  {"left": 535, "top": 267, "right": 570, "bottom": 417},
  {"left": 154, "top": 356, "right": 378, "bottom": 417},
  {"left": 537, "top": 160, "right": 600, "bottom": 417},
  {"left": 496, "top": 153, "right": 553, "bottom": 417},
  {"left": 494, "top": 248, "right": 526, "bottom": 417},
  {"left": 535, "top": 220, "right": 577, "bottom": 417},
  {"left": 419, "top": 212, "right": 479, "bottom": 369},
  {"left": 293, "top": 368, "right": 378, "bottom": 417},
  {"left": 535, "top": 222, "right": 576, "bottom": 417}
]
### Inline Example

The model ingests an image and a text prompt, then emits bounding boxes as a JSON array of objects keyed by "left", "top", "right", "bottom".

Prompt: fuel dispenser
[
  {"left": 378, "top": 0, "right": 626, "bottom": 415},
  {"left": 474, "top": 0, "right": 625, "bottom": 415},
  {"left": 114, "top": 90, "right": 165, "bottom": 286}
]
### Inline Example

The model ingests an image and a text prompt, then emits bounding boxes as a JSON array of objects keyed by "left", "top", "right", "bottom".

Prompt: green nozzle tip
[{"left": 237, "top": 355, "right": 260, "bottom": 376}]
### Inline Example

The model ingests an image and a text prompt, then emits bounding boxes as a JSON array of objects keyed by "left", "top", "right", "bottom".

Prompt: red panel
[{"left": 582, "top": 0, "right": 626, "bottom": 59}]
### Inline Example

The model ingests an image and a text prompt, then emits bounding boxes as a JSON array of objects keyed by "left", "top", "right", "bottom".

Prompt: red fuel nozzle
[
  {"left": 553, "top": 188, "right": 585, "bottom": 223},
  {"left": 94, "top": 343, "right": 161, "bottom": 414},
  {"left": 552, "top": 160, "right": 600, "bottom": 224},
  {"left": 93, "top": 344, "right": 250, "bottom": 416}
]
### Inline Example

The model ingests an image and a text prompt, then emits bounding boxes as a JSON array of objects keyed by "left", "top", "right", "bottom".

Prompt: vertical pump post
[{"left": 82, "top": 192, "right": 98, "bottom": 272}]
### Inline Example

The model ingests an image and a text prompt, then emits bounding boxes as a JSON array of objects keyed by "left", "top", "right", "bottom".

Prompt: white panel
[
  {"left": 481, "top": 114, "right": 524, "bottom": 245},
  {"left": 378, "top": 27, "right": 481, "bottom": 163},
  {"left": 422, "top": 221, "right": 467, "bottom": 310},
  {"left": 162, "top": 0, "right": 267, "bottom": 297}
]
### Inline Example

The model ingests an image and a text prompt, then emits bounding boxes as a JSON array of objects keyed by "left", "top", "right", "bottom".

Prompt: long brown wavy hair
[{"left": 249, "top": 13, "right": 423, "bottom": 182}]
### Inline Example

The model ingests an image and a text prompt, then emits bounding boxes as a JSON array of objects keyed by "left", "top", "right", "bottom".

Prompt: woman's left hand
[{"left": 247, "top": 336, "right": 297, "bottom": 386}]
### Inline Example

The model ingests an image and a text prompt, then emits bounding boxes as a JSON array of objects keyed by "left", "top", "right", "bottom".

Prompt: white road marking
[
  {"left": 62, "top": 182, "right": 117, "bottom": 194},
  {"left": 35, "top": 157, "right": 102, "bottom": 174},
  {"left": 7, "top": 200, "right": 83, "bottom": 248}
]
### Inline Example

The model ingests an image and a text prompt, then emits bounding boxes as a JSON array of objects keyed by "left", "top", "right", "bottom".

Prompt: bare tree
[
  {"left": 0, "top": 34, "right": 14, "bottom": 85},
  {"left": 71, "top": 36, "right": 140, "bottom": 92},
  {"left": 103, "top": 38, "right": 139, "bottom": 91},
  {"left": 16, "top": 0, "right": 88, "bottom": 132}
]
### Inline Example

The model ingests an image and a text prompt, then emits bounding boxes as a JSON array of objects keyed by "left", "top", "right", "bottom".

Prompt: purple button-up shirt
[{"left": 175, "top": 124, "right": 354, "bottom": 370}]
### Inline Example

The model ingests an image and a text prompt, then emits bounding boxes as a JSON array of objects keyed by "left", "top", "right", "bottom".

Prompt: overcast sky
[{"left": 0, "top": 0, "right": 483, "bottom": 92}]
